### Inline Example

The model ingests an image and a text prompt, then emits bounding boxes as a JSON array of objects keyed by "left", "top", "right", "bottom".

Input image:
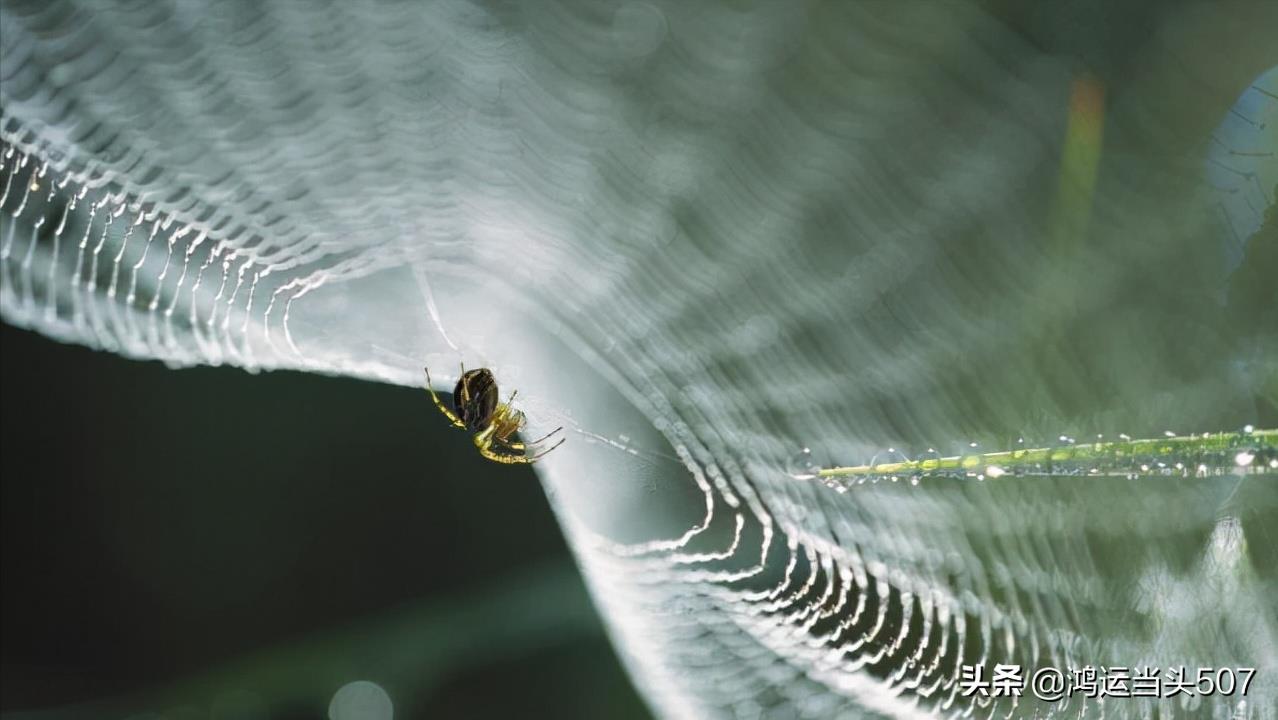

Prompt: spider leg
[
  {"left": 525, "top": 425, "right": 564, "bottom": 446},
  {"left": 484, "top": 434, "right": 565, "bottom": 464},
  {"left": 424, "top": 366, "right": 466, "bottom": 429},
  {"left": 497, "top": 389, "right": 562, "bottom": 448},
  {"left": 456, "top": 362, "right": 470, "bottom": 405},
  {"left": 491, "top": 435, "right": 534, "bottom": 453},
  {"left": 522, "top": 436, "right": 566, "bottom": 461},
  {"left": 479, "top": 443, "right": 539, "bottom": 464},
  {"left": 492, "top": 412, "right": 561, "bottom": 451},
  {"left": 498, "top": 426, "right": 563, "bottom": 451},
  {"left": 495, "top": 436, "right": 526, "bottom": 452}
]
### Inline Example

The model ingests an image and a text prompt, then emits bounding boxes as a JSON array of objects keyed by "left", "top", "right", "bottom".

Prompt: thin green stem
[{"left": 816, "top": 429, "right": 1277, "bottom": 479}]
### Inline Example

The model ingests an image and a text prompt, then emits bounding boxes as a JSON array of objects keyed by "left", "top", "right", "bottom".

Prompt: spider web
[{"left": 2, "top": 1, "right": 1277, "bottom": 718}]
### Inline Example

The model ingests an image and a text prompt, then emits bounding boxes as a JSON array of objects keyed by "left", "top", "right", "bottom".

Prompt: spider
[{"left": 424, "top": 364, "right": 565, "bottom": 464}]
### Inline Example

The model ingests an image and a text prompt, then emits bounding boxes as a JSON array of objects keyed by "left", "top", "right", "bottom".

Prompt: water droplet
[
  {"left": 914, "top": 447, "right": 956, "bottom": 480},
  {"left": 1243, "top": 424, "right": 1255, "bottom": 434},
  {"left": 868, "top": 447, "right": 910, "bottom": 483},
  {"left": 786, "top": 447, "right": 823, "bottom": 480},
  {"left": 869, "top": 447, "right": 909, "bottom": 470}
]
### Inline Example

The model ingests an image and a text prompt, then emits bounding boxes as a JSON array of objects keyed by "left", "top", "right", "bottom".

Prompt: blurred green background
[{"left": 1, "top": 324, "right": 650, "bottom": 719}]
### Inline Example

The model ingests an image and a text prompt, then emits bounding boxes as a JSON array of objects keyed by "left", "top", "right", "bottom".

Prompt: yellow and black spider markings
[{"left": 425, "top": 364, "right": 564, "bottom": 464}]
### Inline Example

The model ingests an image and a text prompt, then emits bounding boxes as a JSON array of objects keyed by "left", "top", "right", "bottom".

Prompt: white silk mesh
[{"left": 1, "top": 1, "right": 1276, "bottom": 718}]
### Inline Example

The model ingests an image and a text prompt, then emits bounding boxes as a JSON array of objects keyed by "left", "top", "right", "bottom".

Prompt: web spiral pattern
[{"left": 2, "top": 1, "right": 1276, "bottom": 718}]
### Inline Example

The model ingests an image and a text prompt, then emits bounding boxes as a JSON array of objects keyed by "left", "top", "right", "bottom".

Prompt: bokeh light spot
[{"left": 328, "top": 680, "right": 394, "bottom": 720}]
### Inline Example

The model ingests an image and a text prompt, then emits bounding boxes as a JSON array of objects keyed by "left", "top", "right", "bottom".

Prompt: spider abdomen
[{"left": 453, "top": 368, "right": 499, "bottom": 432}]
